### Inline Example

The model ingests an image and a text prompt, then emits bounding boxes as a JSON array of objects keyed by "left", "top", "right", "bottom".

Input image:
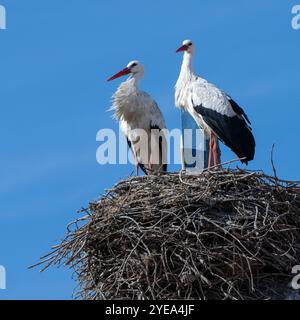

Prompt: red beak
[
  {"left": 176, "top": 44, "right": 188, "bottom": 53},
  {"left": 107, "top": 67, "right": 131, "bottom": 81}
]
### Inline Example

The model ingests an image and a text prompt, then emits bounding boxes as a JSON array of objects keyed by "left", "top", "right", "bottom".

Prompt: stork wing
[
  {"left": 226, "top": 95, "right": 252, "bottom": 125},
  {"left": 144, "top": 94, "right": 167, "bottom": 129},
  {"left": 191, "top": 80, "right": 255, "bottom": 164}
]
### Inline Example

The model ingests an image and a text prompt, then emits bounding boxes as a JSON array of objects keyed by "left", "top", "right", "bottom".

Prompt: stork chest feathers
[
  {"left": 175, "top": 72, "right": 195, "bottom": 111},
  {"left": 112, "top": 81, "right": 143, "bottom": 123},
  {"left": 112, "top": 79, "right": 154, "bottom": 133}
]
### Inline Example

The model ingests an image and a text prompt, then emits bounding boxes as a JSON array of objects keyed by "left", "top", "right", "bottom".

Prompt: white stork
[
  {"left": 107, "top": 60, "right": 167, "bottom": 175},
  {"left": 175, "top": 40, "right": 255, "bottom": 167}
]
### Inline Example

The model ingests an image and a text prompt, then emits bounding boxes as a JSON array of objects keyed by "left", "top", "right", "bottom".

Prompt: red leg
[
  {"left": 212, "top": 133, "right": 221, "bottom": 167},
  {"left": 208, "top": 133, "right": 213, "bottom": 168},
  {"left": 212, "top": 135, "right": 217, "bottom": 167}
]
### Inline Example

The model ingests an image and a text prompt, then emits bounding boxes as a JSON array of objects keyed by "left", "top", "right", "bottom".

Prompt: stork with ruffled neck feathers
[{"left": 108, "top": 61, "right": 167, "bottom": 175}]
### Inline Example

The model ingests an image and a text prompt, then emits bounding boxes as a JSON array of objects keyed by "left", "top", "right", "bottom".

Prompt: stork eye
[
  {"left": 131, "top": 63, "right": 137, "bottom": 68},
  {"left": 188, "top": 42, "right": 193, "bottom": 46}
]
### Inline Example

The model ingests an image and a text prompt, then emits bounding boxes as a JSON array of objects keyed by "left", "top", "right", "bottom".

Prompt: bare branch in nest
[
  {"left": 271, "top": 144, "right": 278, "bottom": 181},
  {"left": 30, "top": 168, "right": 300, "bottom": 300}
]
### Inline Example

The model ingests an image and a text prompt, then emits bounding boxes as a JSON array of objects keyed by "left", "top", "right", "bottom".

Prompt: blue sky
[{"left": 0, "top": 0, "right": 299, "bottom": 300}]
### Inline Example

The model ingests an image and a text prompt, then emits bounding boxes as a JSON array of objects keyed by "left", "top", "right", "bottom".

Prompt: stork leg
[
  {"left": 208, "top": 132, "right": 214, "bottom": 168},
  {"left": 148, "top": 159, "right": 152, "bottom": 172},
  {"left": 130, "top": 143, "right": 139, "bottom": 176},
  {"left": 134, "top": 151, "right": 139, "bottom": 176},
  {"left": 133, "top": 150, "right": 139, "bottom": 176},
  {"left": 212, "top": 136, "right": 217, "bottom": 167},
  {"left": 216, "top": 141, "right": 221, "bottom": 166},
  {"left": 208, "top": 133, "right": 221, "bottom": 169},
  {"left": 211, "top": 133, "right": 221, "bottom": 167}
]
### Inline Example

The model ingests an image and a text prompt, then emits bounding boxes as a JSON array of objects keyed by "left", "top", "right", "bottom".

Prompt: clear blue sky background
[{"left": 0, "top": 0, "right": 299, "bottom": 300}]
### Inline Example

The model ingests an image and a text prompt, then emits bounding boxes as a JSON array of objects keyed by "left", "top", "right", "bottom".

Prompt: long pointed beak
[
  {"left": 107, "top": 67, "right": 131, "bottom": 81},
  {"left": 176, "top": 44, "right": 188, "bottom": 53}
]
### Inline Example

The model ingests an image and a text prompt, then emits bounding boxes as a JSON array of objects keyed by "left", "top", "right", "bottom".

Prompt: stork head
[
  {"left": 107, "top": 60, "right": 144, "bottom": 81},
  {"left": 176, "top": 40, "right": 194, "bottom": 54}
]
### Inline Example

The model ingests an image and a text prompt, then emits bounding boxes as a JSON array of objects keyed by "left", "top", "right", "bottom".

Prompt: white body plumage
[{"left": 109, "top": 61, "right": 167, "bottom": 174}]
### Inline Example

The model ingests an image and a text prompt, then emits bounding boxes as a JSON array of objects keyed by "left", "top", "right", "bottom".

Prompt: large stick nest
[{"left": 34, "top": 168, "right": 300, "bottom": 300}]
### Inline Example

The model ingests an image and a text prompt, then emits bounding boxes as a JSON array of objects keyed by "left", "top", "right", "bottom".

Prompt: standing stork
[
  {"left": 175, "top": 40, "right": 255, "bottom": 167},
  {"left": 107, "top": 60, "right": 167, "bottom": 175}
]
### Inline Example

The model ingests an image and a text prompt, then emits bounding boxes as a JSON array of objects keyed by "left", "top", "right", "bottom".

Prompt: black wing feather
[
  {"left": 194, "top": 105, "right": 255, "bottom": 164},
  {"left": 229, "top": 99, "right": 251, "bottom": 125}
]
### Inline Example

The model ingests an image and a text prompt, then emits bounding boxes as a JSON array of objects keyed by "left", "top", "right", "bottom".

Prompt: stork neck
[
  {"left": 180, "top": 52, "right": 194, "bottom": 77},
  {"left": 128, "top": 73, "right": 143, "bottom": 86},
  {"left": 118, "top": 75, "right": 140, "bottom": 96}
]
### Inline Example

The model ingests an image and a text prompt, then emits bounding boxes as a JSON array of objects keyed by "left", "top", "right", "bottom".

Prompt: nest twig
[{"left": 31, "top": 167, "right": 300, "bottom": 300}]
